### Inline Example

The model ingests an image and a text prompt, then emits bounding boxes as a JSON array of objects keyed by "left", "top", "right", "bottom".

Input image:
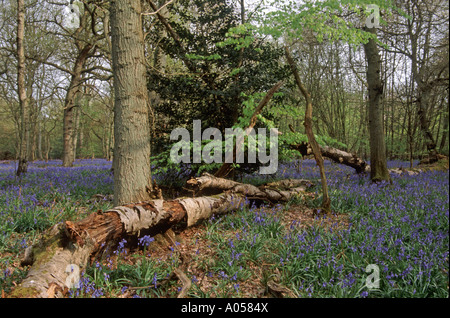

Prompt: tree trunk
[
  {"left": 111, "top": 0, "right": 153, "bottom": 206},
  {"left": 439, "top": 101, "right": 449, "bottom": 153},
  {"left": 72, "top": 94, "right": 81, "bottom": 161},
  {"left": 26, "top": 66, "right": 37, "bottom": 162},
  {"left": 62, "top": 44, "right": 93, "bottom": 167},
  {"left": 363, "top": 27, "right": 391, "bottom": 183},
  {"left": 417, "top": 87, "right": 438, "bottom": 161},
  {"left": 37, "top": 119, "right": 43, "bottom": 160},
  {"left": 285, "top": 46, "right": 331, "bottom": 212},
  {"left": 16, "top": 0, "right": 29, "bottom": 177},
  {"left": 404, "top": 1, "right": 444, "bottom": 162},
  {"left": 9, "top": 174, "right": 312, "bottom": 298}
]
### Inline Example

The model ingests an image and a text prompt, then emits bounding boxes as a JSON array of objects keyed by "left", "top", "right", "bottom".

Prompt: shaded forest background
[{"left": 0, "top": 0, "right": 448, "bottom": 166}]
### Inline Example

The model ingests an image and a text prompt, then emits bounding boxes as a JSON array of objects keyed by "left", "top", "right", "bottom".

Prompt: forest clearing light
[{"left": 170, "top": 120, "right": 279, "bottom": 174}]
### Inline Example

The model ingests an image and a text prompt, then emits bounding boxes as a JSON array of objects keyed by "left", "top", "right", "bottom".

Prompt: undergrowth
[{"left": 0, "top": 159, "right": 448, "bottom": 298}]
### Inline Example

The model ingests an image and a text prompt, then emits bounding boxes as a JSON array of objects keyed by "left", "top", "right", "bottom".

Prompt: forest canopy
[{"left": 0, "top": 0, "right": 448, "bottom": 166}]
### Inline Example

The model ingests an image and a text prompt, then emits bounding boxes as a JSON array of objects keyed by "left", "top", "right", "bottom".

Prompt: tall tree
[
  {"left": 16, "top": 0, "right": 28, "bottom": 176},
  {"left": 110, "top": 0, "right": 153, "bottom": 206},
  {"left": 382, "top": 0, "right": 449, "bottom": 161},
  {"left": 62, "top": 42, "right": 94, "bottom": 167},
  {"left": 258, "top": 0, "right": 390, "bottom": 211},
  {"left": 21, "top": 1, "right": 111, "bottom": 166},
  {"left": 363, "top": 26, "right": 390, "bottom": 182},
  {"left": 60, "top": 1, "right": 107, "bottom": 167}
]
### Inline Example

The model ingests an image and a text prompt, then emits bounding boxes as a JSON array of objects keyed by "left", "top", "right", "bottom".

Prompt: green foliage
[
  {"left": 278, "top": 130, "right": 348, "bottom": 162},
  {"left": 148, "top": 0, "right": 288, "bottom": 154},
  {"left": 185, "top": 53, "right": 222, "bottom": 61},
  {"left": 151, "top": 140, "right": 221, "bottom": 187},
  {"left": 263, "top": 0, "right": 402, "bottom": 45},
  {"left": 217, "top": 23, "right": 262, "bottom": 51},
  {"left": 152, "top": 87, "right": 285, "bottom": 180},
  {"left": 1, "top": 160, "right": 448, "bottom": 298},
  {"left": 316, "top": 134, "right": 348, "bottom": 149}
]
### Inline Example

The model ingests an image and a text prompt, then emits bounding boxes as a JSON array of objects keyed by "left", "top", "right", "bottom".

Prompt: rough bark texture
[
  {"left": 111, "top": 0, "right": 153, "bottom": 206},
  {"left": 9, "top": 174, "right": 312, "bottom": 298},
  {"left": 406, "top": 6, "right": 442, "bottom": 162},
  {"left": 417, "top": 87, "right": 438, "bottom": 160},
  {"left": 363, "top": 28, "right": 391, "bottom": 183}
]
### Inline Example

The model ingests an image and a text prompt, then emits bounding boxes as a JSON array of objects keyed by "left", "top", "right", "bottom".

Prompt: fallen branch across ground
[
  {"left": 290, "top": 141, "right": 369, "bottom": 174},
  {"left": 287, "top": 124, "right": 369, "bottom": 174},
  {"left": 9, "top": 174, "right": 313, "bottom": 298}
]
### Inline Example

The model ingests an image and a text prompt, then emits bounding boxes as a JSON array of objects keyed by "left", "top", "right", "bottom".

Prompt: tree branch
[{"left": 142, "top": 0, "right": 175, "bottom": 16}]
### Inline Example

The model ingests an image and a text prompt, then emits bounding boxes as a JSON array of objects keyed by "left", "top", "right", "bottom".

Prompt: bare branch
[{"left": 142, "top": 0, "right": 175, "bottom": 16}]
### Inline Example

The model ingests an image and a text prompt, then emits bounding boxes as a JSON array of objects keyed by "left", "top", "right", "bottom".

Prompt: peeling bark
[
  {"left": 320, "top": 145, "right": 369, "bottom": 174},
  {"left": 10, "top": 174, "right": 312, "bottom": 298}
]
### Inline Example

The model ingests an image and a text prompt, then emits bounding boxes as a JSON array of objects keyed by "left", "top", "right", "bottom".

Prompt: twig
[
  {"left": 174, "top": 268, "right": 191, "bottom": 298},
  {"left": 142, "top": 0, "right": 175, "bottom": 16}
]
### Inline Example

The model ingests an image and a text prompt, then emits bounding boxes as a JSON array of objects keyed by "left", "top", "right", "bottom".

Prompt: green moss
[
  {"left": 417, "top": 158, "right": 449, "bottom": 172},
  {"left": 8, "top": 286, "right": 40, "bottom": 298},
  {"left": 32, "top": 226, "right": 64, "bottom": 267}
]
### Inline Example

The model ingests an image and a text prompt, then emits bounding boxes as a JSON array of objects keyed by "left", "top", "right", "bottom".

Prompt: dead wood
[
  {"left": 289, "top": 140, "right": 369, "bottom": 174},
  {"left": 287, "top": 122, "right": 368, "bottom": 174},
  {"left": 320, "top": 145, "right": 369, "bottom": 174},
  {"left": 418, "top": 154, "right": 448, "bottom": 166},
  {"left": 10, "top": 174, "right": 313, "bottom": 298},
  {"left": 174, "top": 268, "right": 191, "bottom": 298}
]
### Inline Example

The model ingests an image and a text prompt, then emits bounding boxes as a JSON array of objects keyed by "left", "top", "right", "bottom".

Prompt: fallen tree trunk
[
  {"left": 290, "top": 141, "right": 446, "bottom": 176},
  {"left": 321, "top": 145, "right": 369, "bottom": 174},
  {"left": 10, "top": 174, "right": 313, "bottom": 298},
  {"left": 290, "top": 141, "right": 369, "bottom": 174}
]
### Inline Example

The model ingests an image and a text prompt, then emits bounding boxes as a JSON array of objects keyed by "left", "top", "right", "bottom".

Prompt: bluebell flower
[
  {"left": 152, "top": 272, "right": 158, "bottom": 288},
  {"left": 138, "top": 235, "right": 154, "bottom": 247}
]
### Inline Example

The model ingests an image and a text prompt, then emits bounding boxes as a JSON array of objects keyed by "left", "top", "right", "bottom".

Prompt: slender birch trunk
[{"left": 16, "top": 0, "right": 29, "bottom": 176}]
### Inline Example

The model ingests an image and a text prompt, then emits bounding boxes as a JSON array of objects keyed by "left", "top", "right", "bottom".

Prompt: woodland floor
[{"left": 0, "top": 158, "right": 448, "bottom": 298}]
